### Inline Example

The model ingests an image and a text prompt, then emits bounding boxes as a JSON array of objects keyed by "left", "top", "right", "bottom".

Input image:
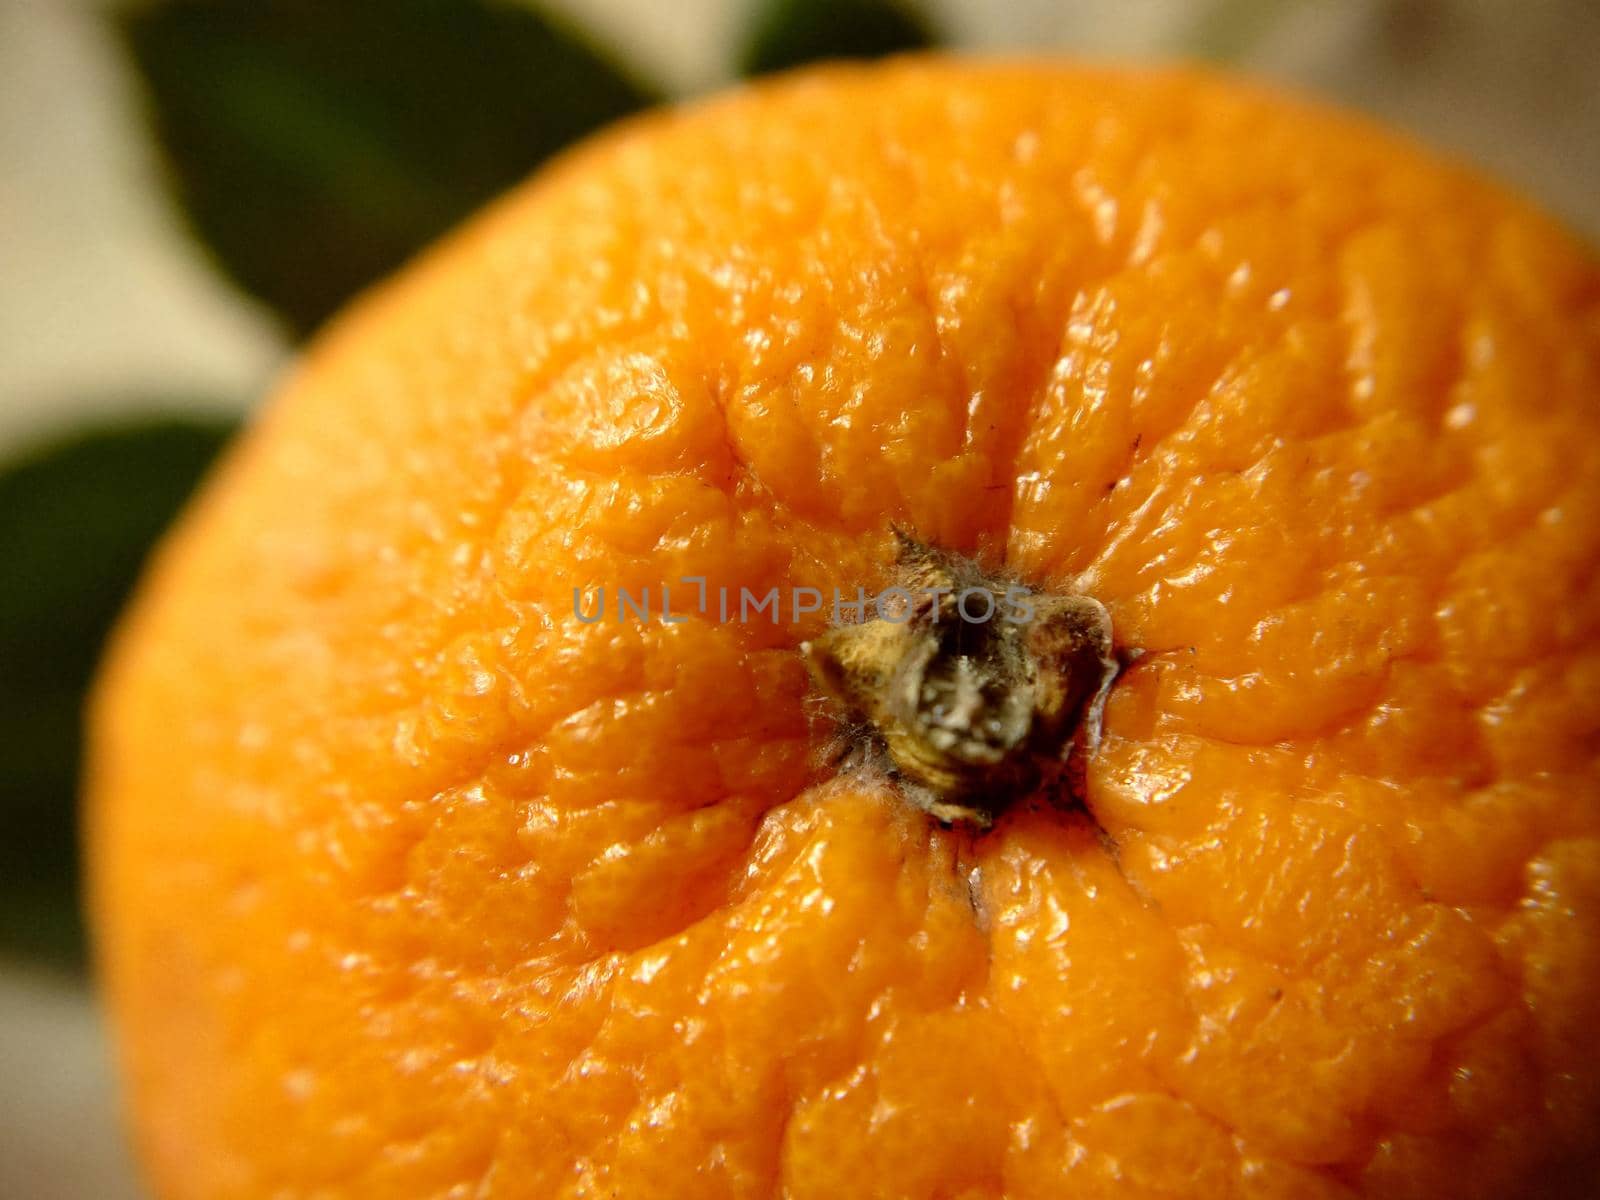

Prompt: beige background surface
[{"left": 1, "top": 1, "right": 1596, "bottom": 1195}]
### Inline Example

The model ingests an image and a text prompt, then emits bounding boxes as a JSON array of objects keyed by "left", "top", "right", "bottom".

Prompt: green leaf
[
  {"left": 122, "top": 0, "right": 658, "bottom": 336},
  {"left": 0, "top": 414, "right": 236, "bottom": 968},
  {"left": 1185, "top": 0, "right": 1302, "bottom": 61},
  {"left": 739, "top": 0, "right": 938, "bottom": 77}
]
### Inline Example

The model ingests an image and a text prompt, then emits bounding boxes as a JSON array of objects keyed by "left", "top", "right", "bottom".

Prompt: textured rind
[{"left": 88, "top": 61, "right": 1600, "bottom": 1198}]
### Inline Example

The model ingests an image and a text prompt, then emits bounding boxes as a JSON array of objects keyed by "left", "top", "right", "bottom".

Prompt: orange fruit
[{"left": 88, "top": 60, "right": 1600, "bottom": 1198}]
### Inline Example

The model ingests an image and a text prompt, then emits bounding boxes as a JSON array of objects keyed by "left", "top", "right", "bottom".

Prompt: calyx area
[{"left": 801, "top": 532, "right": 1119, "bottom": 827}]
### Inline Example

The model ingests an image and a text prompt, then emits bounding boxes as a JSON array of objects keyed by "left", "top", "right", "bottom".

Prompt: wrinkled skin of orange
[{"left": 89, "top": 62, "right": 1600, "bottom": 1198}]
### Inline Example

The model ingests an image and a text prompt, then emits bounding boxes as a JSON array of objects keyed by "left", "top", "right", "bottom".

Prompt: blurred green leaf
[
  {"left": 0, "top": 415, "right": 236, "bottom": 968},
  {"left": 1186, "top": 0, "right": 1301, "bottom": 61},
  {"left": 122, "top": 0, "right": 658, "bottom": 336},
  {"left": 740, "top": 0, "right": 938, "bottom": 77}
]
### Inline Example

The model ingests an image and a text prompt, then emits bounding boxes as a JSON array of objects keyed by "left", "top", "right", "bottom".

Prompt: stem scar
[{"left": 800, "top": 531, "right": 1120, "bottom": 829}]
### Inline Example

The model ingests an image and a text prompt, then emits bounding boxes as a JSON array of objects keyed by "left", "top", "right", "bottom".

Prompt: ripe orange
[{"left": 88, "top": 60, "right": 1600, "bottom": 1198}]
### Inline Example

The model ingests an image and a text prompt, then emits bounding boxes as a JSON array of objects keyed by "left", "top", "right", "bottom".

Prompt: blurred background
[{"left": 1, "top": 0, "right": 1596, "bottom": 1194}]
